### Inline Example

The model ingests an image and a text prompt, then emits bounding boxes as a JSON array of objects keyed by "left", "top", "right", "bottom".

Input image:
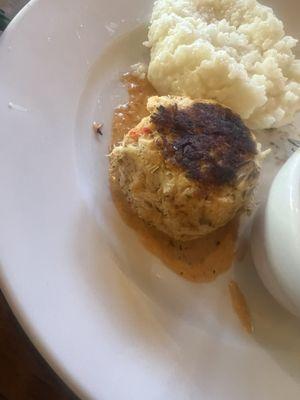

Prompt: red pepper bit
[
  {"left": 129, "top": 127, "right": 152, "bottom": 141},
  {"left": 142, "top": 127, "right": 152, "bottom": 134},
  {"left": 129, "top": 130, "right": 139, "bottom": 140}
]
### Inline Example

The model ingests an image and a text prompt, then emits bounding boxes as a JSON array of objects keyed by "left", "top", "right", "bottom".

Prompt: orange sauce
[
  {"left": 229, "top": 280, "right": 253, "bottom": 333},
  {"left": 110, "top": 72, "right": 239, "bottom": 283},
  {"left": 112, "top": 73, "right": 156, "bottom": 146}
]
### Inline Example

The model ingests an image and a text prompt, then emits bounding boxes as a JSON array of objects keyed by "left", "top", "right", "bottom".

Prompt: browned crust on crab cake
[
  {"left": 110, "top": 95, "right": 260, "bottom": 241},
  {"left": 151, "top": 102, "right": 257, "bottom": 187}
]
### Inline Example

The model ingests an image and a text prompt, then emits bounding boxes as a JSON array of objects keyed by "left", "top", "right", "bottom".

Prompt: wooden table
[{"left": 0, "top": 290, "right": 79, "bottom": 400}]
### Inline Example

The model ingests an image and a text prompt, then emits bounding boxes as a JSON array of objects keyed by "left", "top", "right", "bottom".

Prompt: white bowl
[{"left": 251, "top": 149, "right": 300, "bottom": 317}]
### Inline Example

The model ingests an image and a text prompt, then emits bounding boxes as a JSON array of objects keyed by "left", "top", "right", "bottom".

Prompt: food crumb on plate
[{"left": 92, "top": 121, "right": 103, "bottom": 135}]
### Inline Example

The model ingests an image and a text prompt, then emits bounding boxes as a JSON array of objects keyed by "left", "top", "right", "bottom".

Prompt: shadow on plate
[{"left": 233, "top": 247, "right": 300, "bottom": 383}]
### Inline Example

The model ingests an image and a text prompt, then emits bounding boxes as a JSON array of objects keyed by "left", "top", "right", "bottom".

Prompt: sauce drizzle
[{"left": 229, "top": 280, "right": 253, "bottom": 333}]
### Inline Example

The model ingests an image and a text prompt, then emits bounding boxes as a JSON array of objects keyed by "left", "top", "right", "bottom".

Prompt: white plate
[{"left": 1, "top": 0, "right": 300, "bottom": 399}]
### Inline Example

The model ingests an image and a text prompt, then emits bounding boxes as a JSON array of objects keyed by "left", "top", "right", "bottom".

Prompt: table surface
[
  {"left": 0, "top": 1, "right": 79, "bottom": 399},
  {"left": 0, "top": 290, "right": 79, "bottom": 400}
]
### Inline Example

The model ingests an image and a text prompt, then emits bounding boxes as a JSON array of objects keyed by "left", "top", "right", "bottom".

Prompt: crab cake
[{"left": 110, "top": 96, "right": 260, "bottom": 241}]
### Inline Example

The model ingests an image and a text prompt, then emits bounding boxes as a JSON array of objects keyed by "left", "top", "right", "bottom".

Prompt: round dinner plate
[{"left": 1, "top": 0, "right": 300, "bottom": 399}]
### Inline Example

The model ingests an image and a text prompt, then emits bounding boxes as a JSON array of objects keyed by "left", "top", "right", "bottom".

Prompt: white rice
[{"left": 147, "top": 0, "right": 300, "bottom": 129}]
